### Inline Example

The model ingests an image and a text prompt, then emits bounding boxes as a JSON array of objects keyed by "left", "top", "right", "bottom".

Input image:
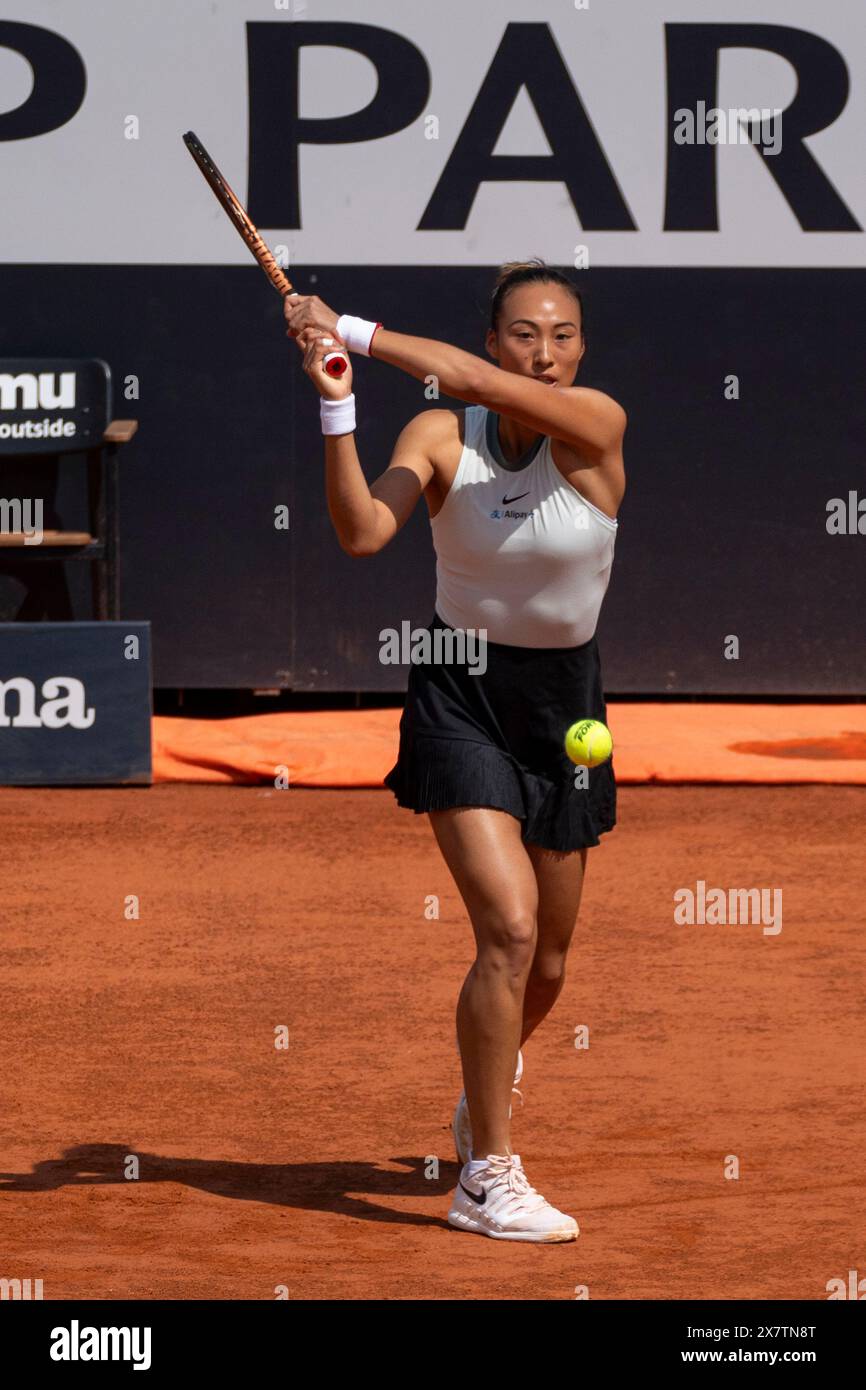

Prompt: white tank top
[{"left": 430, "top": 404, "right": 618, "bottom": 648}]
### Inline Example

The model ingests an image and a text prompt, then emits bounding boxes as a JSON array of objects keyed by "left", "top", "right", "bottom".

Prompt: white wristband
[
  {"left": 321, "top": 393, "right": 356, "bottom": 436},
  {"left": 335, "top": 314, "right": 381, "bottom": 356}
]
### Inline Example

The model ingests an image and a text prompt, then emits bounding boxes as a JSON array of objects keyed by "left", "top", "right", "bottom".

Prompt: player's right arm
[
  {"left": 324, "top": 408, "right": 444, "bottom": 558},
  {"left": 295, "top": 325, "right": 445, "bottom": 557}
]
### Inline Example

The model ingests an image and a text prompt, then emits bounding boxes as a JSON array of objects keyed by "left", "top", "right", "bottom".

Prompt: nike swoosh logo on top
[
  {"left": 502, "top": 491, "right": 530, "bottom": 505},
  {"left": 459, "top": 1179, "right": 486, "bottom": 1205}
]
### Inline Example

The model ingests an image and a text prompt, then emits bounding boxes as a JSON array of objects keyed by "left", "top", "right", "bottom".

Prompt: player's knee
[
  {"left": 478, "top": 908, "right": 537, "bottom": 974},
  {"left": 526, "top": 952, "right": 567, "bottom": 995}
]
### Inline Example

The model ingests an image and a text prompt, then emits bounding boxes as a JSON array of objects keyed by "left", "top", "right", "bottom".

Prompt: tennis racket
[{"left": 182, "top": 131, "right": 348, "bottom": 378}]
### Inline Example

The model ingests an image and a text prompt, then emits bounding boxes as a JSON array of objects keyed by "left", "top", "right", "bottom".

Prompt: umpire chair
[{"left": 0, "top": 357, "right": 137, "bottom": 620}]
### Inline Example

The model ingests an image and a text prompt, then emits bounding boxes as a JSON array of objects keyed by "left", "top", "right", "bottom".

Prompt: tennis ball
[{"left": 565, "top": 719, "right": 612, "bottom": 768}]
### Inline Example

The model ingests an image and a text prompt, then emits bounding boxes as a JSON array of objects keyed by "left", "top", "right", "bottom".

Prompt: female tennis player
[{"left": 285, "top": 260, "right": 626, "bottom": 1243}]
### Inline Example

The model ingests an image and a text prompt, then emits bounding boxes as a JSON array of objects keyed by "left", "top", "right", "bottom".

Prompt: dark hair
[{"left": 490, "top": 258, "right": 584, "bottom": 337}]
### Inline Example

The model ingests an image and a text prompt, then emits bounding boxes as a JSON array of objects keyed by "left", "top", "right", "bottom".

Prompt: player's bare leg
[
  {"left": 429, "top": 807, "right": 537, "bottom": 1157},
  {"left": 520, "top": 845, "right": 588, "bottom": 1045}
]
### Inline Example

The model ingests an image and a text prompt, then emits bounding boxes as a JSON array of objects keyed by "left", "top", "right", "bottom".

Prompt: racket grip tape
[{"left": 323, "top": 352, "right": 349, "bottom": 378}]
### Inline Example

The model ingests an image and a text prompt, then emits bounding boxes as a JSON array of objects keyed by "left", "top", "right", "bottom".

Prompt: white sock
[{"left": 467, "top": 1152, "right": 508, "bottom": 1173}]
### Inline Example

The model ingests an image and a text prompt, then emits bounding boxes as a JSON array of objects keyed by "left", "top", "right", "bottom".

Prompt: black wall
[{"left": 2, "top": 264, "right": 863, "bottom": 693}]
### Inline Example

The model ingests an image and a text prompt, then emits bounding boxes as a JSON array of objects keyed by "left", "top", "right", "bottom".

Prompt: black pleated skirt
[{"left": 383, "top": 612, "right": 616, "bottom": 852}]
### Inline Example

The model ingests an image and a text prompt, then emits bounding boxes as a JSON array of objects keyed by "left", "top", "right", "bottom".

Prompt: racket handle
[{"left": 323, "top": 351, "right": 349, "bottom": 378}]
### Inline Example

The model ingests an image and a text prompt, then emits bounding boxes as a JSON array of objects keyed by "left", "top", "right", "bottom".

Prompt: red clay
[
  {"left": 730, "top": 732, "right": 866, "bottom": 760},
  {"left": 1, "top": 784, "right": 863, "bottom": 1300}
]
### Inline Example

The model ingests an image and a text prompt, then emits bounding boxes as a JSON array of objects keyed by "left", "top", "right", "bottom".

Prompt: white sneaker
[
  {"left": 448, "top": 1153, "right": 578, "bottom": 1242},
  {"left": 452, "top": 1050, "right": 524, "bottom": 1167}
]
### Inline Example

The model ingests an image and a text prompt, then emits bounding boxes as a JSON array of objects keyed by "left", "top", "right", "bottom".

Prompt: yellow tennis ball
[{"left": 565, "top": 719, "right": 612, "bottom": 767}]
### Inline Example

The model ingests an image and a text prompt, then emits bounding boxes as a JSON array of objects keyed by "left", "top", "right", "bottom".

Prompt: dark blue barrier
[{"left": 0, "top": 621, "right": 151, "bottom": 784}]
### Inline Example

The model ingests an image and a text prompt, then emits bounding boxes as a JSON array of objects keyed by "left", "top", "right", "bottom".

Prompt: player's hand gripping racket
[{"left": 182, "top": 131, "right": 348, "bottom": 378}]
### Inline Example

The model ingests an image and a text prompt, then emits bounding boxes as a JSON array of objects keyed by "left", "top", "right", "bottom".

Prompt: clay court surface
[{"left": 1, "top": 783, "right": 863, "bottom": 1301}]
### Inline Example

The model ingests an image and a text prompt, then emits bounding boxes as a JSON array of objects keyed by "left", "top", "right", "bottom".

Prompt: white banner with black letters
[{"left": 0, "top": 0, "right": 863, "bottom": 267}]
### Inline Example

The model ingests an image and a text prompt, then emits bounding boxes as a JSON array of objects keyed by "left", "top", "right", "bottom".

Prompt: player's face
[{"left": 485, "top": 283, "right": 585, "bottom": 387}]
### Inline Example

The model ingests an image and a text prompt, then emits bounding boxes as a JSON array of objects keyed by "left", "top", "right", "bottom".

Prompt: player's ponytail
[{"left": 490, "top": 258, "right": 584, "bottom": 338}]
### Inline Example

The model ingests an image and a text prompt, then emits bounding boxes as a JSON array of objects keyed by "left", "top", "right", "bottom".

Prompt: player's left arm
[
  {"left": 283, "top": 297, "right": 626, "bottom": 458},
  {"left": 372, "top": 326, "right": 626, "bottom": 459},
  {"left": 378, "top": 325, "right": 622, "bottom": 455},
  {"left": 393, "top": 331, "right": 626, "bottom": 456},
  {"left": 468, "top": 375, "right": 626, "bottom": 460}
]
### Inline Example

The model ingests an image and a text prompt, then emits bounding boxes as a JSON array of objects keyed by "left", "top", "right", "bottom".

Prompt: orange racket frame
[{"left": 183, "top": 131, "right": 347, "bottom": 378}]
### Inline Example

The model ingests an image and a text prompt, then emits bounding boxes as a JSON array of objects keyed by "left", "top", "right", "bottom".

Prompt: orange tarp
[{"left": 152, "top": 704, "right": 866, "bottom": 785}]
